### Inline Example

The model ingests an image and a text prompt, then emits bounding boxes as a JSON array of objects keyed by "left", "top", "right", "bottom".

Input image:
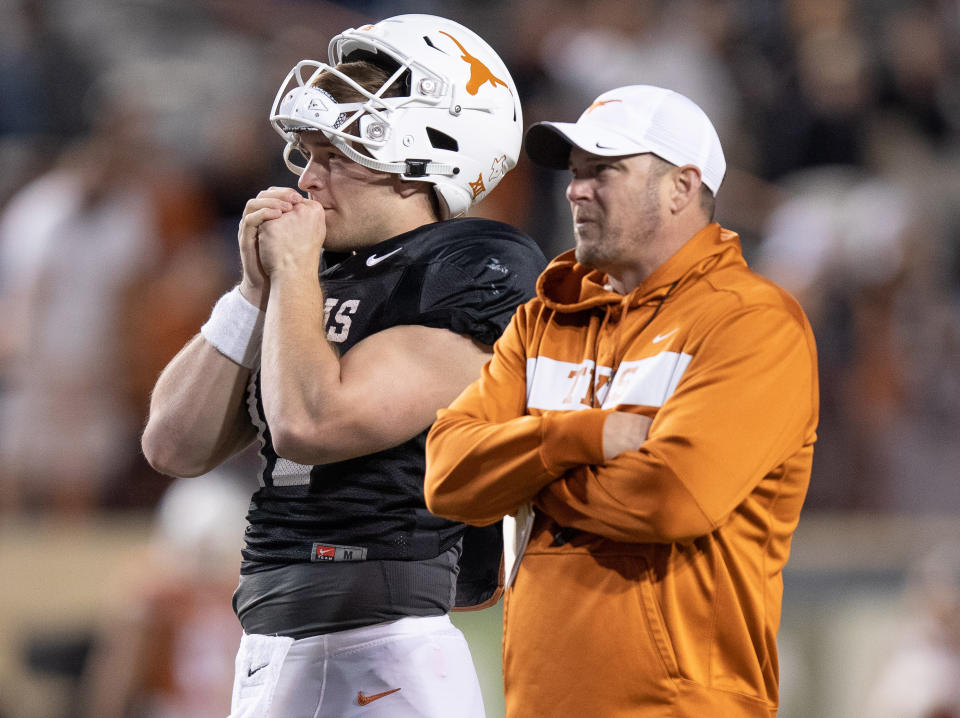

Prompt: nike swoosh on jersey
[
  {"left": 365, "top": 247, "right": 403, "bottom": 266},
  {"left": 357, "top": 688, "right": 401, "bottom": 705},
  {"left": 247, "top": 662, "right": 269, "bottom": 677}
]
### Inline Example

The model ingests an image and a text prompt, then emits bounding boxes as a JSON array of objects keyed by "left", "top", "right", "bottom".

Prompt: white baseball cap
[{"left": 525, "top": 85, "right": 726, "bottom": 194}]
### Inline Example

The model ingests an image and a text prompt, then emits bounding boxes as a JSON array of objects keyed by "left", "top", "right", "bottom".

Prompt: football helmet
[{"left": 269, "top": 14, "right": 523, "bottom": 218}]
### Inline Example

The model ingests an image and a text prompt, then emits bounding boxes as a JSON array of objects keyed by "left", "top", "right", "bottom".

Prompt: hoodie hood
[{"left": 537, "top": 223, "right": 743, "bottom": 312}]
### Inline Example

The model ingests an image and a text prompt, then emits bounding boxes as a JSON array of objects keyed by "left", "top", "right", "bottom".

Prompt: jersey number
[{"left": 324, "top": 298, "right": 360, "bottom": 343}]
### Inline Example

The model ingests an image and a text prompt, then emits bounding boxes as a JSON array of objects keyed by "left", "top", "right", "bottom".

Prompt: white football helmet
[{"left": 269, "top": 14, "right": 523, "bottom": 218}]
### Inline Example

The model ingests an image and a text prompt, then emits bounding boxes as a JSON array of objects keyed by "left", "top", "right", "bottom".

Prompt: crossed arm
[
  {"left": 425, "top": 307, "right": 816, "bottom": 544},
  {"left": 424, "top": 316, "right": 654, "bottom": 527}
]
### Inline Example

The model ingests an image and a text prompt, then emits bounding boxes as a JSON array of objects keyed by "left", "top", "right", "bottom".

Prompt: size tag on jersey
[{"left": 311, "top": 543, "right": 368, "bottom": 562}]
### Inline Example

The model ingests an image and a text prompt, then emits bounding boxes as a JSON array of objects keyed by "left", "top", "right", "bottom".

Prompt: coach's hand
[
  {"left": 238, "top": 187, "right": 304, "bottom": 308},
  {"left": 256, "top": 198, "right": 327, "bottom": 279},
  {"left": 602, "top": 411, "right": 653, "bottom": 460}
]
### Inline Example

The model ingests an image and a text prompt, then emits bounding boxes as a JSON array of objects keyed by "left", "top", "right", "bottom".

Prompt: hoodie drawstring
[
  {"left": 607, "top": 278, "right": 681, "bottom": 377},
  {"left": 586, "top": 279, "right": 680, "bottom": 407},
  {"left": 637, "top": 279, "right": 680, "bottom": 335},
  {"left": 587, "top": 307, "right": 615, "bottom": 406}
]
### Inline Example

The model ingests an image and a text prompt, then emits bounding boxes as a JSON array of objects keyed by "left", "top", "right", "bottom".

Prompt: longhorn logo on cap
[{"left": 585, "top": 98, "right": 622, "bottom": 114}]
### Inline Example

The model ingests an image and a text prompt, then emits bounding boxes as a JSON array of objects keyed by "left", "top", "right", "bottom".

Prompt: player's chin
[
  {"left": 319, "top": 228, "right": 350, "bottom": 252},
  {"left": 316, "top": 210, "right": 339, "bottom": 237}
]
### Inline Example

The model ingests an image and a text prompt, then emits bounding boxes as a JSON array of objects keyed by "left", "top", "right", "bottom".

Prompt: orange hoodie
[{"left": 425, "top": 223, "right": 818, "bottom": 717}]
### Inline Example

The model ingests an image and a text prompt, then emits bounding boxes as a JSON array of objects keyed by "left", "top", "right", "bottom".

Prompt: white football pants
[{"left": 228, "top": 614, "right": 485, "bottom": 718}]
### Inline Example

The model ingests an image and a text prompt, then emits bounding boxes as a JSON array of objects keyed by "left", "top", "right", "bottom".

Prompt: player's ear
[
  {"left": 393, "top": 176, "right": 442, "bottom": 220},
  {"left": 394, "top": 176, "right": 425, "bottom": 199}
]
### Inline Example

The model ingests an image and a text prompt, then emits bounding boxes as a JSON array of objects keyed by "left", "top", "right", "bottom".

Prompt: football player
[{"left": 142, "top": 14, "right": 546, "bottom": 718}]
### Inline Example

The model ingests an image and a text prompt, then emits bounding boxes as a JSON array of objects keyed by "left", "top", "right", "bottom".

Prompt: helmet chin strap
[
  {"left": 282, "top": 139, "right": 458, "bottom": 179},
  {"left": 329, "top": 135, "right": 459, "bottom": 178},
  {"left": 283, "top": 142, "right": 467, "bottom": 219}
]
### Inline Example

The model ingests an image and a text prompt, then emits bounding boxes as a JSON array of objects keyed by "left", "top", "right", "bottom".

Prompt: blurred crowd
[
  {"left": 3, "top": 0, "right": 958, "bottom": 517},
  {"left": 0, "top": 0, "right": 958, "bottom": 497},
  {"left": 0, "top": 0, "right": 959, "bottom": 716}
]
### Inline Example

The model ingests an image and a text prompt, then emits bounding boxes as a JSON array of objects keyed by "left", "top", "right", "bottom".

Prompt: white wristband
[{"left": 200, "top": 286, "right": 265, "bottom": 369}]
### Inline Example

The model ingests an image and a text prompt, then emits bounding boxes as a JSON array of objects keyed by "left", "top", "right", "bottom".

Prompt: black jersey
[{"left": 241, "top": 218, "right": 546, "bottom": 577}]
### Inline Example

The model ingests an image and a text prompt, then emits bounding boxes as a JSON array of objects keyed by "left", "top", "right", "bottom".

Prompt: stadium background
[{"left": 1, "top": 0, "right": 959, "bottom": 715}]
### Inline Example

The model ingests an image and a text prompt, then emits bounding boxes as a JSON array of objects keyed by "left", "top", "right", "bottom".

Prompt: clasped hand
[{"left": 237, "top": 187, "right": 325, "bottom": 306}]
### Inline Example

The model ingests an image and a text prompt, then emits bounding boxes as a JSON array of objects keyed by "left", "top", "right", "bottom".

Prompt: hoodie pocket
[{"left": 634, "top": 556, "right": 681, "bottom": 680}]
